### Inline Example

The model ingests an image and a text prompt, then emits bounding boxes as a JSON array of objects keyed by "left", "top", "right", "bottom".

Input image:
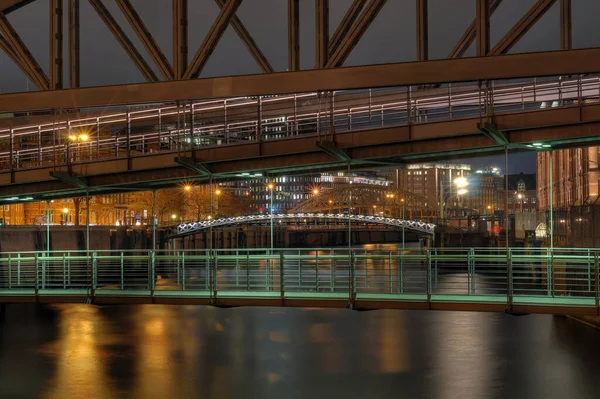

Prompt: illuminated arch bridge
[{"left": 170, "top": 213, "right": 436, "bottom": 239}]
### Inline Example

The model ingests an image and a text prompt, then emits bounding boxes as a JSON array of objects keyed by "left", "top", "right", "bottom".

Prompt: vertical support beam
[
  {"left": 173, "top": 0, "right": 187, "bottom": 79},
  {"left": 416, "top": 0, "right": 428, "bottom": 61},
  {"left": 288, "top": 0, "right": 300, "bottom": 71},
  {"left": 68, "top": 0, "right": 80, "bottom": 88},
  {"left": 49, "top": 0, "right": 63, "bottom": 89},
  {"left": 476, "top": 0, "right": 490, "bottom": 56},
  {"left": 315, "top": 0, "right": 329, "bottom": 69},
  {"left": 560, "top": 0, "right": 571, "bottom": 50},
  {"left": 448, "top": 0, "right": 502, "bottom": 59}
]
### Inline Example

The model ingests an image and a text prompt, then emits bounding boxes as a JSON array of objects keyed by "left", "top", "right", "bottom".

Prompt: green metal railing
[{"left": 0, "top": 247, "right": 598, "bottom": 312}]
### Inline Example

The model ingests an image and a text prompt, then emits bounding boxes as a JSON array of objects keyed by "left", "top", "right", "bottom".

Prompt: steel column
[
  {"left": 315, "top": 0, "right": 329, "bottom": 69},
  {"left": 288, "top": 0, "right": 300, "bottom": 71},
  {"left": 329, "top": 0, "right": 366, "bottom": 56},
  {"left": 49, "top": 0, "right": 63, "bottom": 89},
  {"left": 183, "top": 0, "right": 242, "bottom": 79},
  {"left": 490, "top": 0, "right": 557, "bottom": 56},
  {"left": 173, "top": 0, "right": 187, "bottom": 79},
  {"left": 214, "top": 0, "right": 273, "bottom": 73},
  {"left": 476, "top": 0, "right": 490, "bottom": 56},
  {"left": 116, "top": 0, "right": 173, "bottom": 80},
  {"left": 327, "top": 0, "right": 387, "bottom": 68},
  {"left": 88, "top": 0, "right": 158, "bottom": 82},
  {"left": 560, "top": 0, "right": 571, "bottom": 50},
  {"left": 68, "top": 0, "right": 80, "bottom": 88},
  {"left": 416, "top": 0, "right": 428, "bottom": 61}
]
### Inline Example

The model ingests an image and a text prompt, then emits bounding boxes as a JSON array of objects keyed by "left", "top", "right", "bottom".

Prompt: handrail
[{"left": 0, "top": 247, "right": 597, "bottom": 314}]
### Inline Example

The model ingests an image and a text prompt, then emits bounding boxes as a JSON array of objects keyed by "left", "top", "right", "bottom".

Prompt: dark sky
[{"left": 2, "top": 0, "right": 599, "bottom": 173}]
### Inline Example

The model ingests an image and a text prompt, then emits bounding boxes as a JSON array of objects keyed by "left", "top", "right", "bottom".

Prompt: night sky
[{"left": 2, "top": 0, "right": 599, "bottom": 173}]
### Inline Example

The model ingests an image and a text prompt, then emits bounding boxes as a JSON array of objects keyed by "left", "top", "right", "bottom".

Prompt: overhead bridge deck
[{"left": 1, "top": 74, "right": 600, "bottom": 201}]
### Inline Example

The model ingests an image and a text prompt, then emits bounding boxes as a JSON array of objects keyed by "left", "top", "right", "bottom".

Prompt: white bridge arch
[{"left": 171, "top": 213, "right": 436, "bottom": 238}]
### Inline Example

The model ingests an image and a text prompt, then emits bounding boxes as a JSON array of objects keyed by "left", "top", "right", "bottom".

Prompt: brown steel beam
[
  {"left": 288, "top": 0, "right": 299, "bottom": 71},
  {"left": 214, "top": 0, "right": 273, "bottom": 73},
  {"left": 315, "top": 0, "right": 328, "bottom": 68},
  {"left": 0, "top": 12, "right": 49, "bottom": 90},
  {"left": 329, "top": 0, "right": 366, "bottom": 56},
  {"left": 183, "top": 0, "right": 242, "bottom": 79},
  {"left": 416, "top": 0, "right": 428, "bottom": 61},
  {"left": 116, "top": 0, "right": 173, "bottom": 80},
  {"left": 0, "top": 33, "right": 38, "bottom": 84},
  {"left": 327, "top": 0, "right": 387, "bottom": 68},
  {"left": 88, "top": 0, "right": 158, "bottom": 82},
  {"left": 0, "top": 0, "right": 34, "bottom": 13},
  {"left": 490, "top": 0, "right": 557, "bottom": 56},
  {"left": 560, "top": 0, "right": 571, "bottom": 50},
  {"left": 476, "top": 0, "right": 490, "bottom": 56},
  {"left": 1, "top": 48, "right": 600, "bottom": 113},
  {"left": 172, "top": 0, "right": 187, "bottom": 79},
  {"left": 68, "top": 0, "right": 79, "bottom": 88},
  {"left": 49, "top": 0, "right": 63, "bottom": 89},
  {"left": 448, "top": 0, "right": 501, "bottom": 59}
]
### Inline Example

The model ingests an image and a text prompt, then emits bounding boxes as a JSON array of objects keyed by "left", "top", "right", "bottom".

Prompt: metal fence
[{"left": 0, "top": 247, "right": 598, "bottom": 311}]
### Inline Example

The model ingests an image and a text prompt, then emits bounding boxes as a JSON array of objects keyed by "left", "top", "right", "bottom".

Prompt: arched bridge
[
  {"left": 289, "top": 184, "right": 435, "bottom": 218},
  {"left": 170, "top": 213, "right": 436, "bottom": 239}
]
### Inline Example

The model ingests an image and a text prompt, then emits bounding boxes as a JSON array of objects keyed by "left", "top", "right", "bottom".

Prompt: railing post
[
  {"left": 588, "top": 249, "right": 592, "bottom": 294},
  {"left": 150, "top": 250, "right": 155, "bottom": 293},
  {"left": 280, "top": 251, "right": 285, "bottom": 303},
  {"left": 41, "top": 252, "right": 46, "bottom": 290},
  {"left": 246, "top": 251, "right": 250, "bottom": 292},
  {"left": 120, "top": 252, "right": 124, "bottom": 290},
  {"left": 330, "top": 249, "right": 335, "bottom": 293},
  {"left": 34, "top": 253, "right": 39, "bottom": 294},
  {"left": 507, "top": 248, "right": 513, "bottom": 311},
  {"left": 120, "top": 251, "right": 124, "bottom": 290},
  {"left": 315, "top": 251, "right": 319, "bottom": 291},
  {"left": 8, "top": 255, "right": 11, "bottom": 289},
  {"left": 399, "top": 249, "right": 405, "bottom": 294},
  {"left": 595, "top": 251, "right": 599, "bottom": 315},
  {"left": 235, "top": 249, "right": 239, "bottom": 287},
  {"left": 180, "top": 251, "right": 185, "bottom": 287},
  {"left": 213, "top": 251, "right": 218, "bottom": 299},
  {"left": 547, "top": 248, "right": 553, "bottom": 297},
  {"left": 17, "top": 253, "right": 21, "bottom": 286},
  {"left": 426, "top": 248, "right": 431, "bottom": 305},
  {"left": 92, "top": 251, "right": 98, "bottom": 291},
  {"left": 63, "top": 254, "right": 66, "bottom": 289},
  {"left": 388, "top": 250, "right": 393, "bottom": 294},
  {"left": 467, "top": 248, "right": 472, "bottom": 295},
  {"left": 205, "top": 249, "right": 210, "bottom": 291},
  {"left": 182, "top": 251, "right": 186, "bottom": 291}
]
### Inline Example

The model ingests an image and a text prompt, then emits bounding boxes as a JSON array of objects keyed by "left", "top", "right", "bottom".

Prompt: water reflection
[{"left": 0, "top": 305, "right": 597, "bottom": 398}]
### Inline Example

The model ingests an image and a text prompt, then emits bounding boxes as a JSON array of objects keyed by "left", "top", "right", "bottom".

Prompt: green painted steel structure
[{"left": 0, "top": 247, "right": 598, "bottom": 314}]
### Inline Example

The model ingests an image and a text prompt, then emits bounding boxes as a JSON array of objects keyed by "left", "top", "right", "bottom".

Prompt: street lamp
[
  {"left": 183, "top": 184, "right": 192, "bottom": 192},
  {"left": 313, "top": 188, "right": 319, "bottom": 195}
]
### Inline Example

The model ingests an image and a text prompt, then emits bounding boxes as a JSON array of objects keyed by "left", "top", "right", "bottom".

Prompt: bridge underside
[
  {"left": 1, "top": 103, "right": 600, "bottom": 203},
  {"left": 0, "top": 290, "right": 595, "bottom": 316}
]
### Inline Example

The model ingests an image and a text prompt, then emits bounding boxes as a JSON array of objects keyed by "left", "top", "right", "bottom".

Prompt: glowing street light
[
  {"left": 313, "top": 188, "right": 319, "bottom": 195},
  {"left": 79, "top": 133, "right": 89, "bottom": 142},
  {"left": 457, "top": 188, "right": 468, "bottom": 195},
  {"left": 63, "top": 208, "right": 69, "bottom": 214},
  {"left": 455, "top": 177, "right": 469, "bottom": 188},
  {"left": 184, "top": 184, "right": 192, "bottom": 192},
  {"left": 215, "top": 189, "right": 222, "bottom": 196},
  {"left": 171, "top": 214, "right": 177, "bottom": 220}
]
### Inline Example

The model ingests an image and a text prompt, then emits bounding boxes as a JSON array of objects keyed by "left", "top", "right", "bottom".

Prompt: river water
[{"left": 0, "top": 303, "right": 599, "bottom": 399}]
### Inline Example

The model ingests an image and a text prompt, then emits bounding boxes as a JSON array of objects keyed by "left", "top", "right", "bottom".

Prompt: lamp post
[{"left": 268, "top": 183, "right": 274, "bottom": 250}]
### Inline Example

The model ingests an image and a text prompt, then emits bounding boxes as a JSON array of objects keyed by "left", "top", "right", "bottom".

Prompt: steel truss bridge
[
  {"left": 289, "top": 184, "right": 434, "bottom": 217},
  {"left": 171, "top": 213, "right": 436, "bottom": 238},
  {"left": 0, "top": 0, "right": 599, "bottom": 203},
  {"left": 0, "top": 247, "right": 598, "bottom": 315}
]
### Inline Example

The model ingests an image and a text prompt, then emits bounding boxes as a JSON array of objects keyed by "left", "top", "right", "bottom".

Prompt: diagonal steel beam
[
  {"left": 0, "top": 34, "right": 39, "bottom": 85},
  {"left": 183, "top": 0, "right": 242, "bottom": 79},
  {"left": 175, "top": 157, "right": 212, "bottom": 176},
  {"left": 116, "top": 0, "right": 173, "bottom": 80},
  {"left": 88, "top": 0, "right": 158, "bottom": 82},
  {"left": 490, "top": 0, "right": 557, "bottom": 56},
  {"left": 0, "top": 12, "right": 49, "bottom": 90},
  {"left": 447, "top": 0, "right": 502, "bottom": 59},
  {"left": 479, "top": 123, "right": 508, "bottom": 145},
  {"left": 329, "top": 0, "right": 366, "bottom": 57},
  {"left": 214, "top": 0, "right": 273, "bottom": 73},
  {"left": 326, "top": 0, "right": 387, "bottom": 68},
  {"left": 50, "top": 171, "right": 88, "bottom": 189},
  {"left": 317, "top": 140, "right": 351, "bottom": 162},
  {"left": 173, "top": 0, "right": 187, "bottom": 79},
  {"left": 0, "top": 0, "right": 35, "bottom": 14}
]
